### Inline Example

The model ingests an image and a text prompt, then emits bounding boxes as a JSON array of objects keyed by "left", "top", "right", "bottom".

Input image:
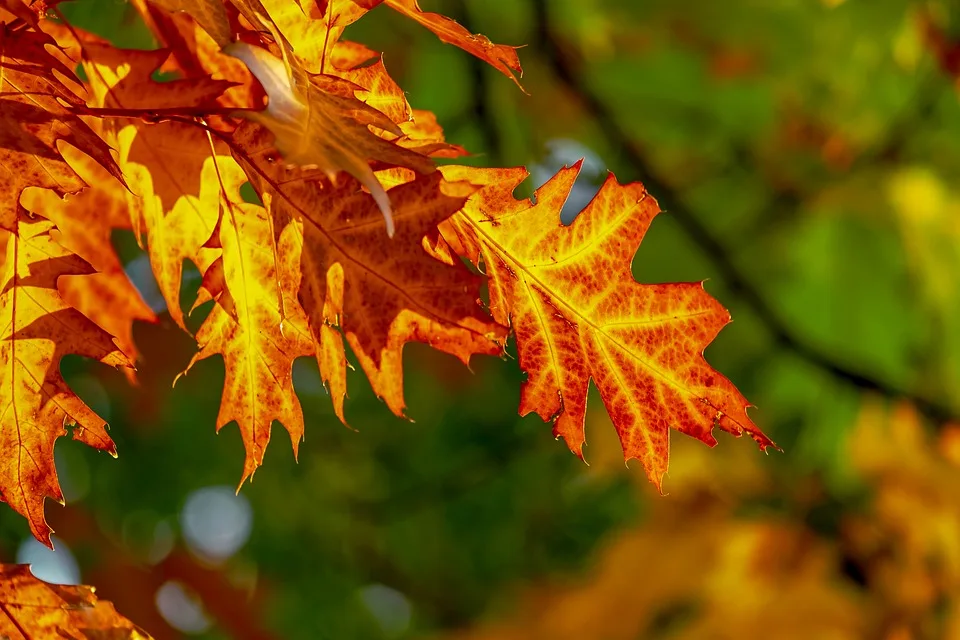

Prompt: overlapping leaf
[
  {"left": 0, "top": 0, "right": 772, "bottom": 553},
  {"left": 258, "top": 0, "right": 522, "bottom": 85},
  {"left": 224, "top": 39, "right": 434, "bottom": 236},
  {"left": 80, "top": 40, "right": 235, "bottom": 329},
  {"left": 0, "top": 217, "right": 130, "bottom": 545},
  {"left": 0, "top": 564, "right": 151, "bottom": 639},
  {"left": 439, "top": 163, "right": 775, "bottom": 486},
  {"left": 181, "top": 156, "right": 314, "bottom": 482},
  {"left": 0, "top": 17, "right": 123, "bottom": 232},
  {"left": 383, "top": 0, "right": 523, "bottom": 88},
  {"left": 133, "top": 5, "right": 264, "bottom": 110},
  {"left": 233, "top": 122, "right": 504, "bottom": 421},
  {"left": 20, "top": 143, "right": 157, "bottom": 362}
]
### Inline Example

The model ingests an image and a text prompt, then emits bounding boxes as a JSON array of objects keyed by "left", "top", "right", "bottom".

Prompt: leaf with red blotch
[
  {"left": 0, "top": 217, "right": 131, "bottom": 545},
  {"left": 439, "top": 163, "right": 775, "bottom": 488},
  {"left": 0, "top": 564, "right": 152, "bottom": 639},
  {"left": 0, "top": 19, "right": 124, "bottom": 233}
]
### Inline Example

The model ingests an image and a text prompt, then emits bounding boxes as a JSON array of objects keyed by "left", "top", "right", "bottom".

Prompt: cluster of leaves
[{"left": 1, "top": 0, "right": 774, "bottom": 555}]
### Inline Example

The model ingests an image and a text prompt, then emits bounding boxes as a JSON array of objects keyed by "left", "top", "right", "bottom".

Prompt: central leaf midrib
[{"left": 461, "top": 211, "right": 738, "bottom": 424}]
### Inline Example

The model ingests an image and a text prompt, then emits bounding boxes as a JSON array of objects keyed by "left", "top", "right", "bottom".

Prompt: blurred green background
[{"left": 5, "top": 0, "right": 960, "bottom": 638}]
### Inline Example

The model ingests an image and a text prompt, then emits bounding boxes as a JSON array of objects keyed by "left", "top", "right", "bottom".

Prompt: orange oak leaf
[
  {"left": 80, "top": 42, "right": 235, "bottom": 329},
  {"left": 398, "top": 109, "right": 469, "bottom": 159},
  {"left": 140, "top": 0, "right": 458, "bottom": 235},
  {"left": 0, "top": 564, "right": 151, "bottom": 639},
  {"left": 383, "top": 0, "right": 523, "bottom": 88},
  {"left": 327, "top": 40, "right": 410, "bottom": 125},
  {"left": 20, "top": 143, "right": 158, "bottom": 363},
  {"left": 146, "top": 0, "right": 233, "bottom": 47},
  {"left": 260, "top": 0, "right": 522, "bottom": 87},
  {"left": 133, "top": 5, "right": 265, "bottom": 110},
  {"left": 181, "top": 156, "right": 314, "bottom": 483},
  {"left": 439, "top": 163, "right": 775, "bottom": 487},
  {"left": 0, "top": 217, "right": 130, "bottom": 545},
  {"left": 117, "top": 120, "right": 224, "bottom": 330},
  {"left": 259, "top": 0, "right": 377, "bottom": 73},
  {"left": 325, "top": 42, "right": 467, "bottom": 158},
  {"left": 233, "top": 122, "right": 504, "bottom": 421},
  {"left": 0, "top": 19, "right": 124, "bottom": 232},
  {"left": 80, "top": 39, "right": 236, "bottom": 113},
  {"left": 225, "top": 39, "right": 434, "bottom": 237}
]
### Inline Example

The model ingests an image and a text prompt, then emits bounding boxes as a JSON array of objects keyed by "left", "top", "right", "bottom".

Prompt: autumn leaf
[
  {"left": 133, "top": 4, "right": 265, "bottom": 110},
  {"left": 80, "top": 38, "right": 236, "bottom": 113},
  {"left": 383, "top": 0, "right": 523, "bottom": 88},
  {"left": 20, "top": 143, "right": 158, "bottom": 363},
  {"left": 0, "top": 564, "right": 151, "bottom": 639},
  {"left": 0, "top": 217, "right": 130, "bottom": 545},
  {"left": 326, "top": 40, "right": 410, "bottom": 125},
  {"left": 398, "top": 109, "right": 469, "bottom": 159},
  {"left": 224, "top": 39, "right": 435, "bottom": 237},
  {"left": 325, "top": 42, "right": 468, "bottom": 158},
  {"left": 258, "top": 0, "right": 378, "bottom": 73},
  {"left": 439, "top": 163, "right": 775, "bottom": 487},
  {"left": 258, "top": 0, "right": 522, "bottom": 86},
  {"left": 139, "top": 0, "right": 488, "bottom": 236},
  {"left": 146, "top": 0, "right": 233, "bottom": 48},
  {"left": 80, "top": 41, "right": 235, "bottom": 329},
  {"left": 233, "top": 122, "right": 504, "bottom": 421},
  {"left": 180, "top": 155, "right": 314, "bottom": 483},
  {"left": 0, "top": 16, "right": 124, "bottom": 232}
]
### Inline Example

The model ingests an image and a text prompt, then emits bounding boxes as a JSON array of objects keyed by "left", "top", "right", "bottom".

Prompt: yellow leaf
[
  {"left": 0, "top": 564, "right": 151, "bottom": 639},
  {"left": 225, "top": 40, "right": 434, "bottom": 237},
  {"left": 20, "top": 143, "right": 157, "bottom": 363},
  {"left": 0, "top": 217, "right": 130, "bottom": 545},
  {"left": 233, "top": 121, "right": 504, "bottom": 421},
  {"left": 182, "top": 157, "right": 314, "bottom": 483}
]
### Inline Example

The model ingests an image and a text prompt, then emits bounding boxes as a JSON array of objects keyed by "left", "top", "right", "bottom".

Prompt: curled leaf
[{"left": 225, "top": 41, "right": 435, "bottom": 237}]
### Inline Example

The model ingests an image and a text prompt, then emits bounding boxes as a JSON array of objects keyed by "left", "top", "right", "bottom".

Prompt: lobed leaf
[
  {"left": 0, "top": 217, "right": 130, "bottom": 545},
  {"left": 233, "top": 122, "right": 505, "bottom": 422},
  {"left": 383, "top": 0, "right": 523, "bottom": 89},
  {"left": 80, "top": 40, "right": 236, "bottom": 329},
  {"left": 20, "top": 143, "right": 158, "bottom": 363},
  {"left": 0, "top": 564, "right": 151, "bottom": 639},
  {"left": 0, "top": 20, "right": 124, "bottom": 232},
  {"left": 440, "top": 163, "right": 775, "bottom": 487},
  {"left": 182, "top": 156, "right": 314, "bottom": 483}
]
